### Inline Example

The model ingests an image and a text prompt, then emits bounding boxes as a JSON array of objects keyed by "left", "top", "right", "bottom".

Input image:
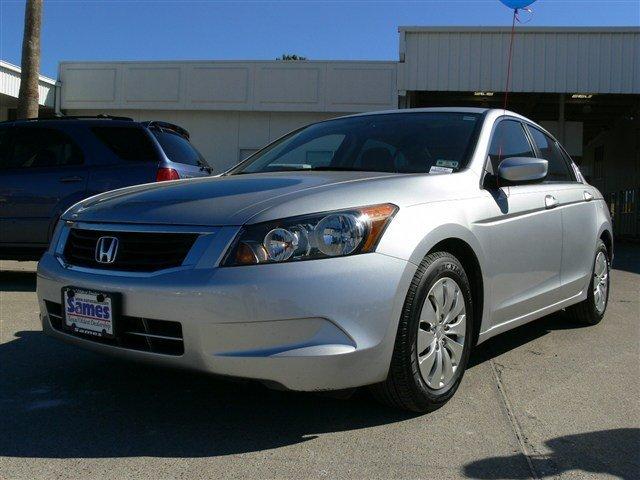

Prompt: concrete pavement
[{"left": 0, "top": 246, "right": 638, "bottom": 479}]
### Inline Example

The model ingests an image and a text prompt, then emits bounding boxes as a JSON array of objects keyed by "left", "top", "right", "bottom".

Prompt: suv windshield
[
  {"left": 230, "top": 112, "right": 482, "bottom": 175},
  {"left": 152, "top": 129, "right": 209, "bottom": 168}
]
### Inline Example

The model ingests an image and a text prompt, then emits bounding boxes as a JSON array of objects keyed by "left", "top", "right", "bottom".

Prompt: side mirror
[{"left": 498, "top": 157, "right": 548, "bottom": 184}]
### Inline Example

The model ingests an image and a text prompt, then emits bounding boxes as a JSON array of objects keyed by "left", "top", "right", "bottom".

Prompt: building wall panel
[
  {"left": 187, "top": 66, "right": 250, "bottom": 105},
  {"left": 63, "top": 67, "right": 117, "bottom": 102},
  {"left": 327, "top": 66, "right": 395, "bottom": 107},
  {"left": 125, "top": 67, "right": 181, "bottom": 104},
  {"left": 256, "top": 66, "right": 321, "bottom": 107}
]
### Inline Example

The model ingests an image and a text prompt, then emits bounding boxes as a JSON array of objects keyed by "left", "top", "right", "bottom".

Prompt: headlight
[{"left": 222, "top": 203, "right": 398, "bottom": 266}]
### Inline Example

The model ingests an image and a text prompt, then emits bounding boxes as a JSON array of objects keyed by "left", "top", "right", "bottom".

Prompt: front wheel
[
  {"left": 566, "top": 240, "right": 610, "bottom": 326},
  {"left": 371, "top": 251, "right": 474, "bottom": 413}
]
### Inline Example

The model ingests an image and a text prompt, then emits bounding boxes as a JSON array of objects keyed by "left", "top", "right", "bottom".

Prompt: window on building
[
  {"left": 1, "top": 127, "right": 83, "bottom": 169},
  {"left": 488, "top": 120, "right": 534, "bottom": 172},
  {"left": 528, "top": 127, "right": 574, "bottom": 182}
]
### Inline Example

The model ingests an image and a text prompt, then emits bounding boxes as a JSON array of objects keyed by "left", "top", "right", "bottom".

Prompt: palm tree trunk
[{"left": 17, "top": 0, "right": 43, "bottom": 119}]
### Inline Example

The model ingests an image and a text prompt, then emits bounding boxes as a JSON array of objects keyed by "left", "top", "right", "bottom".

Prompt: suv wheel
[
  {"left": 371, "top": 251, "right": 474, "bottom": 413},
  {"left": 566, "top": 240, "right": 610, "bottom": 326}
]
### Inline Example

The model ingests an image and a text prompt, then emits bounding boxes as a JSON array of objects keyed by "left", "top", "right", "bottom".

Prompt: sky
[{"left": 0, "top": 0, "right": 639, "bottom": 79}]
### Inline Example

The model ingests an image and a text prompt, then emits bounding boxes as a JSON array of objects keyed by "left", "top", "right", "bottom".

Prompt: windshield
[{"left": 230, "top": 112, "right": 482, "bottom": 175}]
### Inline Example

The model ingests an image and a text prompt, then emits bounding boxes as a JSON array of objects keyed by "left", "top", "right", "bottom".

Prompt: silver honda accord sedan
[{"left": 37, "top": 108, "right": 612, "bottom": 412}]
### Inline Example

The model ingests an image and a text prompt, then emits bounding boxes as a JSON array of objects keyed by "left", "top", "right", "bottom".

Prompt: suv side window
[
  {"left": 527, "top": 127, "right": 575, "bottom": 183},
  {"left": 91, "top": 126, "right": 159, "bottom": 162},
  {"left": 2, "top": 127, "right": 83, "bottom": 169},
  {"left": 488, "top": 120, "right": 534, "bottom": 173}
]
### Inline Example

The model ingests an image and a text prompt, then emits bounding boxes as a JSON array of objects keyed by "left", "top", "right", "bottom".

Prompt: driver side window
[{"left": 488, "top": 120, "right": 534, "bottom": 173}]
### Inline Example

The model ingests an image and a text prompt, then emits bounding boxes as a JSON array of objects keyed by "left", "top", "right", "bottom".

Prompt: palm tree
[{"left": 17, "top": 0, "right": 43, "bottom": 119}]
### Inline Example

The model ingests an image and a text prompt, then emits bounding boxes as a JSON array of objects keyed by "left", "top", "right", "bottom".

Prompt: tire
[
  {"left": 371, "top": 251, "right": 474, "bottom": 413},
  {"left": 566, "top": 240, "right": 610, "bottom": 326}
]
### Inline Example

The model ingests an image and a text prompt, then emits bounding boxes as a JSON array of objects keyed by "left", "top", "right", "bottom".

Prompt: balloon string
[
  {"left": 497, "top": 8, "right": 519, "bottom": 169},
  {"left": 503, "top": 8, "right": 518, "bottom": 113}
]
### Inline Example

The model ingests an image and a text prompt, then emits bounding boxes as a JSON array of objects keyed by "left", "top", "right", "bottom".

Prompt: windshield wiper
[
  {"left": 197, "top": 160, "right": 213, "bottom": 174},
  {"left": 307, "top": 166, "right": 375, "bottom": 172},
  {"left": 229, "top": 166, "right": 384, "bottom": 175}
]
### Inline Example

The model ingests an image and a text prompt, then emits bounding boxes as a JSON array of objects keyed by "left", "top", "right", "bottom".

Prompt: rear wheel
[
  {"left": 371, "top": 251, "right": 474, "bottom": 412},
  {"left": 566, "top": 240, "right": 610, "bottom": 326}
]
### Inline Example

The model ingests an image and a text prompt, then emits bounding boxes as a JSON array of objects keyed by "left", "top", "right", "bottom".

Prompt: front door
[
  {"left": 0, "top": 126, "right": 87, "bottom": 246},
  {"left": 476, "top": 119, "right": 564, "bottom": 329}
]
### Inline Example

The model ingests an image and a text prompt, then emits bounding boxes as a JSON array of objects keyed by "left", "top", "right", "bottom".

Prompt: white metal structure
[
  {"left": 0, "top": 60, "right": 59, "bottom": 119},
  {"left": 398, "top": 27, "right": 640, "bottom": 95}
]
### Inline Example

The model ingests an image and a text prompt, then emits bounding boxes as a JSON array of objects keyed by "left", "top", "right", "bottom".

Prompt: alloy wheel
[
  {"left": 593, "top": 251, "right": 609, "bottom": 314},
  {"left": 416, "top": 277, "right": 467, "bottom": 389}
]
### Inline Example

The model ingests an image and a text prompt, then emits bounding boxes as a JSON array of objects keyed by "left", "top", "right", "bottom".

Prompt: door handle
[
  {"left": 59, "top": 176, "right": 84, "bottom": 183},
  {"left": 583, "top": 191, "right": 594, "bottom": 202},
  {"left": 545, "top": 194, "right": 559, "bottom": 209}
]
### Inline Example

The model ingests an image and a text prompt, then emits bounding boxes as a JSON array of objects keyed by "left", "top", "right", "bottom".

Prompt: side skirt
[{"left": 476, "top": 289, "right": 587, "bottom": 344}]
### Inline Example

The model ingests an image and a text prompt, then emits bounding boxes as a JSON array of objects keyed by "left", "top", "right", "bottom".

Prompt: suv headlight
[{"left": 222, "top": 203, "right": 398, "bottom": 266}]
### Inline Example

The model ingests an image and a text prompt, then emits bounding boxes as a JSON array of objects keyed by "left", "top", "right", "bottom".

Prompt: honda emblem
[{"left": 95, "top": 236, "right": 119, "bottom": 264}]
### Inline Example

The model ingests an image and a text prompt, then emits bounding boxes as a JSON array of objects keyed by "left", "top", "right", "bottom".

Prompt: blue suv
[{"left": 0, "top": 116, "right": 212, "bottom": 260}]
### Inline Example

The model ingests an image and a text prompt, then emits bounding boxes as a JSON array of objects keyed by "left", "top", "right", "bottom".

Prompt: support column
[{"left": 558, "top": 94, "right": 566, "bottom": 144}]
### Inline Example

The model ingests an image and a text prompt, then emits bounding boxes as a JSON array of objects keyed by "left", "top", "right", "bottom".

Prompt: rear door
[
  {"left": 0, "top": 125, "right": 87, "bottom": 246},
  {"left": 86, "top": 124, "right": 160, "bottom": 194},
  {"left": 526, "top": 125, "right": 597, "bottom": 299},
  {"left": 150, "top": 128, "right": 212, "bottom": 178},
  {"left": 477, "top": 119, "right": 564, "bottom": 328}
]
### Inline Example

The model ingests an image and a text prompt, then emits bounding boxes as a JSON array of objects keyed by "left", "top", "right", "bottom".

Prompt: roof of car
[
  {"left": 342, "top": 107, "right": 491, "bottom": 119},
  {"left": 0, "top": 116, "right": 190, "bottom": 138},
  {"left": 333, "top": 107, "right": 539, "bottom": 128}
]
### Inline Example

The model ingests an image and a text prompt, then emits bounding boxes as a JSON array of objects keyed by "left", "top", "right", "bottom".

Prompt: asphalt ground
[{"left": 0, "top": 245, "right": 638, "bottom": 479}]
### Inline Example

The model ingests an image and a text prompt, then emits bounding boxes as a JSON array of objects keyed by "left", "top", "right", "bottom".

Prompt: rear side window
[
  {"left": 528, "top": 127, "right": 574, "bottom": 182},
  {"left": 92, "top": 126, "right": 158, "bottom": 162},
  {"left": 488, "top": 120, "right": 534, "bottom": 172},
  {"left": 0, "top": 127, "right": 83, "bottom": 169},
  {"left": 152, "top": 130, "right": 205, "bottom": 167}
]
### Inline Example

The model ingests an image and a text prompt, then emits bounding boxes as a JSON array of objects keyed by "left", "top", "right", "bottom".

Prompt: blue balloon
[{"left": 499, "top": 0, "right": 537, "bottom": 9}]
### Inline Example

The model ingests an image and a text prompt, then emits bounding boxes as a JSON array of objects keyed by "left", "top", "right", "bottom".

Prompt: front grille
[
  {"left": 46, "top": 301, "right": 184, "bottom": 355},
  {"left": 63, "top": 228, "right": 198, "bottom": 272}
]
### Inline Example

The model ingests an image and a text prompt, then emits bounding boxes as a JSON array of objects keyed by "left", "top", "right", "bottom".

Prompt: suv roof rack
[
  {"left": 142, "top": 120, "right": 190, "bottom": 139},
  {"left": 0, "top": 114, "right": 134, "bottom": 124}
]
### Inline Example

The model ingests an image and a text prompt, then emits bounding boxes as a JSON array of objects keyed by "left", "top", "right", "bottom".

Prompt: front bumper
[{"left": 37, "top": 245, "right": 415, "bottom": 391}]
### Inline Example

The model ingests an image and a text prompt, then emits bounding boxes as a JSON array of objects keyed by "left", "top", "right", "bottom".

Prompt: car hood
[{"left": 63, "top": 171, "right": 400, "bottom": 226}]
